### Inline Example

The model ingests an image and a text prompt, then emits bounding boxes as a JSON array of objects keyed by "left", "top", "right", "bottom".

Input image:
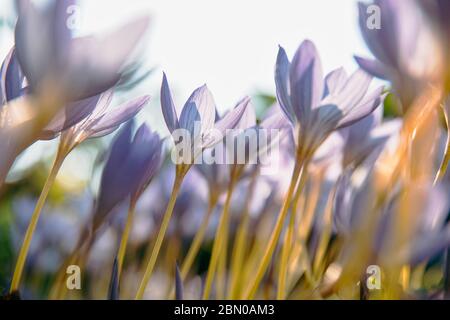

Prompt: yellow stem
[
  {"left": 135, "top": 170, "right": 185, "bottom": 299},
  {"left": 243, "top": 160, "right": 303, "bottom": 299},
  {"left": 10, "top": 155, "right": 64, "bottom": 293},
  {"left": 202, "top": 167, "right": 240, "bottom": 299},
  {"left": 117, "top": 201, "right": 137, "bottom": 277},
  {"left": 228, "top": 169, "right": 258, "bottom": 299},
  {"left": 180, "top": 196, "right": 218, "bottom": 279},
  {"left": 277, "top": 160, "right": 309, "bottom": 299},
  {"left": 277, "top": 210, "right": 295, "bottom": 299},
  {"left": 216, "top": 242, "right": 227, "bottom": 299}
]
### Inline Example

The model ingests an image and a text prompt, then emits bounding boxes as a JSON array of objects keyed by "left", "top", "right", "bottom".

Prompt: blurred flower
[
  {"left": 356, "top": 0, "right": 441, "bottom": 110},
  {"left": 276, "top": 40, "right": 384, "bottom": 159},
  {"left": 419, "top": 0, "right": 450, "bottom": 89},
  {"left": 92, "top": 121, "right": 163, "bottom": 233},
  {"left": 0, "top": 0, "right": 149, "bottom": 186},
  {"left": 380, "top": 182, "right": 450, "bottom": 266},
  {"left": 333, "top": 171, "right": 450, "bottom": 266},
  {"left": 14, "top": 0, "right": 149, "bottom": 101},
  {"left": 340, "top": 106, "right": 401, "bottom": 169}
]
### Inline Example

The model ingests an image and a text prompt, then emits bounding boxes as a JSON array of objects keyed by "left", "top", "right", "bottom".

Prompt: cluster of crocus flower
[{"left": 1, "top": 0, "right": 450, "bottom": 301}]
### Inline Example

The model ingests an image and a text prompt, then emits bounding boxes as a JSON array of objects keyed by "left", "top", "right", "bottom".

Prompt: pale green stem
[
  {"left": 202, "top": 167, "right": 240, "bottom": 299},
  {"left": 180, "top": 195, "right": 218, "bottom": 279},
  {"left": 228, "top": 168, "right": 259, "bottom": 299},
  {"left": 277, "top": 159, "right": 309, "bottom": 299}
]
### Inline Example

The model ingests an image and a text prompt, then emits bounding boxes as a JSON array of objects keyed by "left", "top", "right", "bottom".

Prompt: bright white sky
[
  {"left": 80, "top": 0, "right": 371, "bottom": 111},
  {"left": 1, "top": 0, "right": 372, "bottom": 112}
]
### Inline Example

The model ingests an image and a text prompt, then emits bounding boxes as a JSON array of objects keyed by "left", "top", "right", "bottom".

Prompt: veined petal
[
  {"left": 334, "top": 69, "right": 373, "bottom": 113},
  {"left": 202, "top": 96, "right": 251, "bottom": 148},
  {"left": 289, "top": 40, "right": 324, "bottom": 123},
  {"left": 235, "top": 96, "right": 256, "bottom": 130},
  {"left": 336, "top": 86, "right": 385, "bottom": 129},
  {"left": 161, "top": 73, "right": 179, "bottom": 133},
  {"left": 40, "top": 94, "right": 101, "bottom": 140},
  {"left": 179, "top": 84, "right": 216, "bottom": 136},
  {"left": 324, "top": 67, "right": 347, "bottom": 96},
  {"left": 275, "top": 46, "right": 295, "bottom": 124},
  {"left": 88, "top": 95, "right": 149, "bottom": 138}
]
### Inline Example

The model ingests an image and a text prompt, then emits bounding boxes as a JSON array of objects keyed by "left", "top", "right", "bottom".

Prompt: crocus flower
[
  {"left": 355, "top": 0, "right": 441, "bottom": 110},
  {"left": 0, "top": 0, "right": 149, "bottom": 187},
  {"left": 92, "top": 121, "right": 163, "bottom": 233},
  {"left": 276, "top": 40, "right": 384, "bottom": 160},
  {"left": 14, "top": 0, "right": 149, "bottom": 101},
  {"left": 48, "top": 90, "right": 150, "bottom": 157},
  {"left": 419, "top": 0, "right": 450, "bottom": 90},
  {"left": 161, "top": 73, "right": 250, "bottom": 166},
  {"left": 333, "top": 171, "right": 450, "bottom": 266},
  {"left": 340, "top": 106, "right": 401, "bottom": 169}
]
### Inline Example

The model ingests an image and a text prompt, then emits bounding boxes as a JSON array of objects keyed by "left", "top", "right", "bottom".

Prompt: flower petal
[
  {"left": 336, "top": 86, "right": 385, "bottom": 129},
  {"left": 275, "top": 46, "right": 295, "bottom": 124},
  {"left": 179, "top": 84, "right": 216, "bottom": 136},
  {"left": 161, "top": 73, "right": 179, "bottom": 133},
  {"left": 289, "top": 40, "right": 324, "bottom": 123},
  {"left": 324, "top": 67, "right": 347, "bottom": 96},
  {"left": 89, "top": 95, "right": 150, "bottom": 138},
  {"left": 40, "top": 94, "right": 101, "bottom": 140},
  {"left": 202, "top": 96, "right": 251, "bottom": 148},
  {"left": 15, "top": 0, "right": 74, "bottom": 90},
  {"left": 1, "top": 48, "right": 26, "bottom": 105},
  {"left": 354, "top": 56, "right": 389, "bottom": 80},
  {"left": 333, "top": 69, "right": 373, "bottom": 113},
  {"left": 66, "top": 16, "right": 150, "bottom": 99}
]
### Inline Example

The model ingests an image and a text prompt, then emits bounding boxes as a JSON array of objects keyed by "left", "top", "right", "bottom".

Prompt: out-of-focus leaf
[{"left": 383, "top": 92, "right": 402, "bottom": 118}]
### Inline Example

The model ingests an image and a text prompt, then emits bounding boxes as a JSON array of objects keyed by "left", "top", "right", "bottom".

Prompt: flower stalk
[
  {"left": 202, "top": 165, "right": 242, "bottom": 299},
  {"left": 243, "top": 159, "right": 304, "bottom": 299},
  {"left": 135, "top": 165, "right": 188, "bottom": 299},
  {"left": 10, "top": 146, "right": 67, "bottom": 293}
]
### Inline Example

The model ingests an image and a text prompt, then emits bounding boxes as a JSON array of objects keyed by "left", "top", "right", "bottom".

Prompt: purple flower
[
  {"left": 420, "top": 0, "right": 450, "bottom": 88},
  {"left": 275, "top": 40, "right": 384, "bottom": 157},
  {"left": 14, "top": 0, "right": 149, "bottom": 101},
  {"left": 0, "top": 0, "right": 149, "bottom": 187},
  {"left": 45, "top": 90, "right": 150, "bottom": 152},
  {"left": 92, "top": 121, "right": 163, "bottom": 233},
  {"left": 161, "top": 73, "right": 251, "bottom": 164},
  {"left": 355, "top": 0, "right": 440, "bottom": 109},
  {"left": 333, "top": 171, "right": 450, "bottom": 266},
  {"left": 420, "top": 0, "right": 450, "bottom": 50},
  {"left": 340, "top": 107, "right": 401, "bottom": 168}
]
